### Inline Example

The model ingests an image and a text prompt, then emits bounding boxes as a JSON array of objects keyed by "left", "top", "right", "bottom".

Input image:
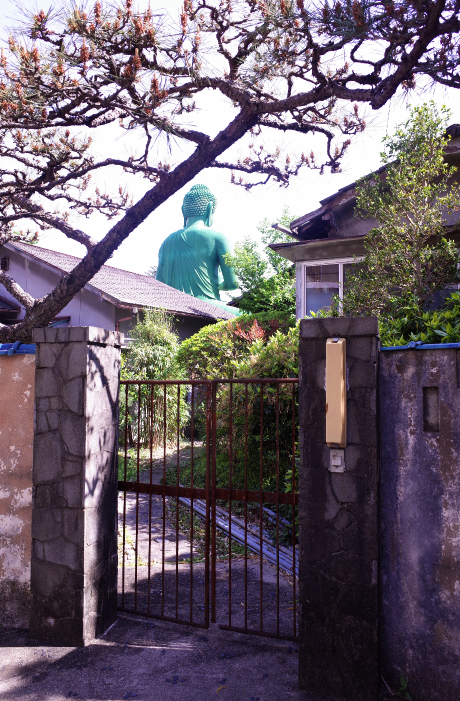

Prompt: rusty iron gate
[{"left": 118, "top": 378, "right": 299, "bottom": 641}]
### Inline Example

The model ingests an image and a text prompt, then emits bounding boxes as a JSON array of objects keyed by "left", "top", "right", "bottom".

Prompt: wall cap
[
  {"left": 0, "top": 342, "right": 36, "bottom": 355},
  {"left": 300, "top": 316, "right": 379, "bottom": 339},
  {"left": 32, "top": 326, "right": 123, "bottom": 347}
]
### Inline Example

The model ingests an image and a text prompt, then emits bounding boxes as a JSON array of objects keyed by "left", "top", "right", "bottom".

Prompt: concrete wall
[
  {"left": 0, "top": 352, "right": 35, "bottom": 626},
  {"left": 298, "top": 317, "right": 380, "bottom": 701},
  {"left": 30, "top": 327, "right": 121, "bottom": 645},
  {"left": 380, "top": 349, "right": 460, "bottom": 701}
]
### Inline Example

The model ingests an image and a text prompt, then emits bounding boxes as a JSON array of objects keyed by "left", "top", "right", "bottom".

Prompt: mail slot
[{"left": 326, "top": 338, "right": 347, "bottom": 447}]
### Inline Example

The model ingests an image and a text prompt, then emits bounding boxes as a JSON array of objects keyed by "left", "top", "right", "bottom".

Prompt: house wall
[
  {"left": 0, "top": 352, "right": 35, "bottom": 626},
  {"left": 0, "top": 247, "right": 215, "bottom": 344},
  {"left": 0, "top": 246, "right": 116, "bottom": 330},
  {"left": 174, "top": 315, "right": 213, "bottom": 342}
]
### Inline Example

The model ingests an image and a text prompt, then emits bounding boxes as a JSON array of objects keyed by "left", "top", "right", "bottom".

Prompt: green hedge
[
  {"left": 379, "top": 293, "right": 460, "bottom": 346},
  {"left": 176, "top": 311, "right": 295, "bottom": 380}
]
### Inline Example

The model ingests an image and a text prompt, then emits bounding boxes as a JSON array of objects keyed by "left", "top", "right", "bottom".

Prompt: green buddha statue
[{"left": 156, "top": 184, "right": 239, "bottom": 316}]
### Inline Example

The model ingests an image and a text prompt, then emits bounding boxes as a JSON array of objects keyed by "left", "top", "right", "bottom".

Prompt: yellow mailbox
[{"left": 326, "top": 337, "right": 347, "bottom": 447}]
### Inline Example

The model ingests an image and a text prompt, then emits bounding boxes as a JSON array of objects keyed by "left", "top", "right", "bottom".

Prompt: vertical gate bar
[
  {"left": 161, "top": 383, "right": 166, "bottom": 618},
  {"left": 175, "top": 384, "right": 180, "bottom": 619},
  {"left": 134, "top": 384, "right": 141, "bottom": 612},
  {"left": 244, "top": 382, "right": 249, "bottom": 631},
  {"left": 259, "top": 382, "right": 264, "bottom": 633},
  {"left": 210, "top": 380, "right": 217, "bottom": 624},
  {"left": 121, "top": 383, "right": 129, "bottom": 609},
  {"left": 147, "top": 385, "right": 154, "bottom": 614},
  {"left": 189, "top": 384, "right": 195, "bottom": 623},
  {"left": 291, "top": 382, "right": 297, "bottom": 639},
  {"left": 275, "top": 383, "right": 280, "bottom": 637},
  {"left": 204, "top": 384, "right": 212, "bottom": 628},
  {"left": 228, "top": 383, "right": 233, "bottom": 628}
]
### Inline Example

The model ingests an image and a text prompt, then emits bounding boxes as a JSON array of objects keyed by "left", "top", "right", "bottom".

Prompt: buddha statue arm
[{"left": 216, "top": 234, "right": 239, "bottom": 291}]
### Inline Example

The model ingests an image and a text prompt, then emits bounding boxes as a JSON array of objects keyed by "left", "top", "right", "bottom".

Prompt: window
[
  {"left": 1, "top": 256, "right": 9, "bottom": 271},
  {"left": 301, "top": 258, "right": 360, "bottom": 317},
  {"left": 48, "top": 317, "right": 70, "bottom": 328},
  {"left": 305, "top": 264, "right": 339, "bottom": 316}
]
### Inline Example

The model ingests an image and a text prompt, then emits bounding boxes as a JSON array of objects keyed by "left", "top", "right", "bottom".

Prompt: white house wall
[{"left": 0, "top": 246, "right": 116, "bottom": 330}]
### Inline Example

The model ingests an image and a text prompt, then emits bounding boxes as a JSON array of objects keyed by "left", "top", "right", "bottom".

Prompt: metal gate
[{"left": 118, "top": 378, "right": 299, "bottom": 641}]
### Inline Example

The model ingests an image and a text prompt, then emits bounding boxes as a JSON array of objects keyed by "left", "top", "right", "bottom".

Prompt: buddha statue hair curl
[{"left": 182, "top": 184, "right": 217, "bottom": 219}]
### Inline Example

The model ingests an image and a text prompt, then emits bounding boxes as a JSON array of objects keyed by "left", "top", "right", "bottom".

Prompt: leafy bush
[
  {"left": 170, "top": 323, "right": 300, "bottom": 541},
  {"left": 120, "top": 309, "right": 187, "bottom": 449},
  {"left": 183, "top": 324, "right": 300, "bottom": 493},
  {"left": 176, "top": 311, "right": 295, "bottom": 380},
  {"left": 380, "top": 293, "right": 460, "bottom": 346},
  {"left": 122, "top": 308, "right": 182, "bottom": 380},
  {"left": 232, "top": 323, "right": 299, "bottom": 379}
]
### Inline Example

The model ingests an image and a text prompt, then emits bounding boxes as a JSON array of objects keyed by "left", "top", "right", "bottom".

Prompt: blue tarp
[
  {"left": 381, "top": 340, "right": 460, "bottom": 351},
  {"left": 0, "top": 342, "right": 36, "bottom": 355}
]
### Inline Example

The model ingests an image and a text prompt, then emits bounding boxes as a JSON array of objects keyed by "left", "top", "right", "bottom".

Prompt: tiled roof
[{"left": 8, "top": 242, "right": 236, "bottom": 321}]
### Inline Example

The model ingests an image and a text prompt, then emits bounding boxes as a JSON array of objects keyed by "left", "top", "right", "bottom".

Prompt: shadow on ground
[{"left": 0, "top": 615, "right": 328, "bottom": 701}]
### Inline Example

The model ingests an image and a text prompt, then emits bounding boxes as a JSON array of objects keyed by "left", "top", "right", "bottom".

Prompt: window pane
[
  {"left": 343, "top": 263, "right": 356, "bottom": 293},
  {"left": 305, "top": 264, "right": 339, "bottom": 316}
]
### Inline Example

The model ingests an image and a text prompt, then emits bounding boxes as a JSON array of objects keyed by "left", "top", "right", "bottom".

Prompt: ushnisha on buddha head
[{"left": 181, "top": 184, "right": 217, "bottom": 228}]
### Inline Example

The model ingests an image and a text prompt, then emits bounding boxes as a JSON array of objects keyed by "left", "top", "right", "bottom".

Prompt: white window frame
[{"left": 300, "top": 257, "right": 363, "bottom": 318}]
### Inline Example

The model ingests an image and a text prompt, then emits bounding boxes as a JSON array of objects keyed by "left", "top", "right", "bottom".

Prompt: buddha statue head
[{"left": 181, "top": 184, "right": 218, "bottom": 228}]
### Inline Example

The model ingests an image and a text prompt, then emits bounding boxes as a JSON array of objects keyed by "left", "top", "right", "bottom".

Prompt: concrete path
[{"left": 0, "top": 616, "right": 328, "bottom": 701}]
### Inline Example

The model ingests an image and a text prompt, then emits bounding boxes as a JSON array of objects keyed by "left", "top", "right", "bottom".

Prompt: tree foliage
[
  {"left": 225, "top": 208, "right": 296, "bottom": 314},
  {"left": 0, "top": 0, "right": 459, "bottom": 341},
  {"left": 340, "top": 102, "right": 460, "bottom": 317}
]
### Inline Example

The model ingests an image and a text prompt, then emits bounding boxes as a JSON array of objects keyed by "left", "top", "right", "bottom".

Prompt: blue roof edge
[
  {"left": 0, "top": 342, "right": 36, "bottom": 355},
  {"left": 381, "top": 341, "right": 460, "bottom": 351}
]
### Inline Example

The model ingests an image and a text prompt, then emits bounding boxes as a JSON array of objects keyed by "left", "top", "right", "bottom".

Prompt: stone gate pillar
[
  {"left": 30, "top": 327, "right": 122, "bottom": 646},
  {"left": 298, "top": 317, "right": 379, "bottom": 701}
]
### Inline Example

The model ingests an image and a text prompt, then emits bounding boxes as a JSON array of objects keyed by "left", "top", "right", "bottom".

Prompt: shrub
[
  {"left": 379, "top": 293, "right": 460, "bottom": 346},
  {"left": 120, "top": 309, "right": 187, "bottom": 449},
  {"left": 171, "top": 323, "right": 300, "bottom": 539},
  {"left": 176, "top": 311, "right": 295, "bottom": 380}
]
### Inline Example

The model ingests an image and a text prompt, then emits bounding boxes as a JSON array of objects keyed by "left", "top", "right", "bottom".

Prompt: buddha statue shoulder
[{"left": 156, "top": 184, "right": 239, "bottom": 315}]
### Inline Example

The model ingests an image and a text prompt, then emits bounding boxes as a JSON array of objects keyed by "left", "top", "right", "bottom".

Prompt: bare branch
[{"left": 9, "top": 196, "right": 97, "bottom": 249}]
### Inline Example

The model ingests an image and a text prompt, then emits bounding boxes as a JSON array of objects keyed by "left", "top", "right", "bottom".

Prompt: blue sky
[{"left": 1, "top": 0, "right": 460, "bottom": 275}]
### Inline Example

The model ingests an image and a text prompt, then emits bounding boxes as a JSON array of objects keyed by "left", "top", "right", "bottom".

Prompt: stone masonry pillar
[
  {"left": 298, "top": 317, "right": 379, "bottom": 701},
  {"left": 30, "top": 327, "right": 122, "bottom": 646}
]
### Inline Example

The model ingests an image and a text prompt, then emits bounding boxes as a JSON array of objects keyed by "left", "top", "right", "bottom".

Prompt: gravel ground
[{"left": 0, "top": 616, "right": 330, "bottom": 701}]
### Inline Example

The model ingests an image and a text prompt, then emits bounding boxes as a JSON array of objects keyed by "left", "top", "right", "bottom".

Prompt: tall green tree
[
  {"left": 341, "top": 103, "right": 460, "bottom": 318},
  {"left": 225, "top": 209, "right": 296, "bottom": 314}
]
